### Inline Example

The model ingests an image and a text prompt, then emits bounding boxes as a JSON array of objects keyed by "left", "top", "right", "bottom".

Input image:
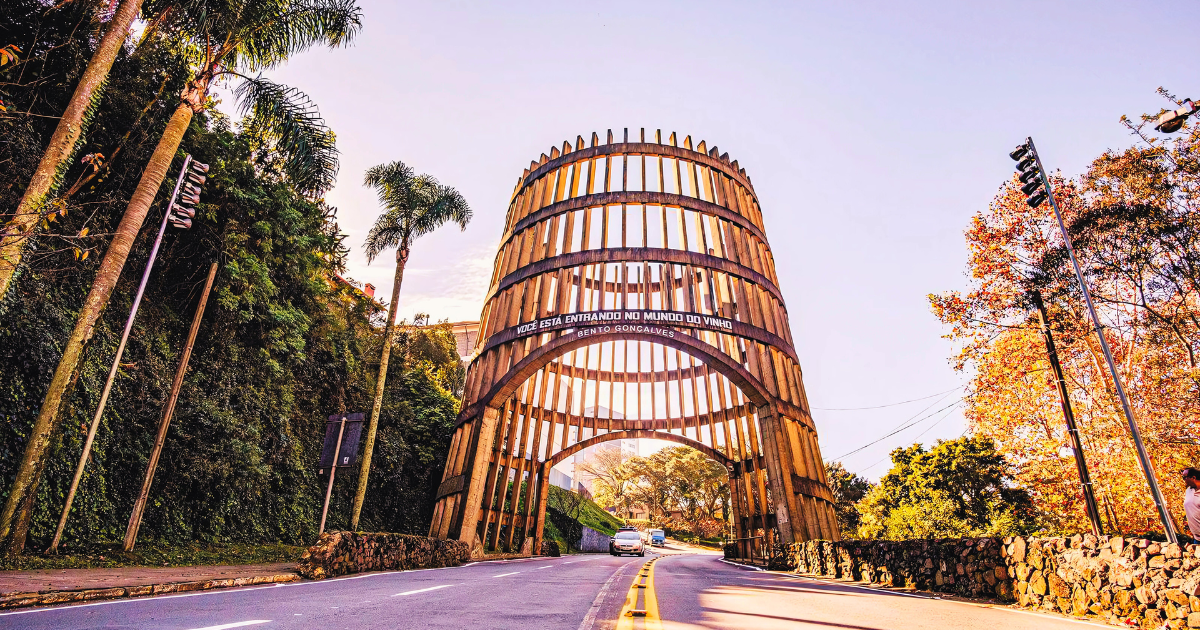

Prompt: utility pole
[
  {"left": 1010, "top": 138, "right": 1177, "bottom": 544},
  {"left": 1032, "top": 290, "right": 1104, "bottom": 537},
  {"left": 47, "top": 155, "right": 207, "bottom": 553},
  {"left": 123, "top": 261, "right": 218, "bottom": 551},
  {"left": 319, "top": 415, "right": 348, "bottom": 534}
]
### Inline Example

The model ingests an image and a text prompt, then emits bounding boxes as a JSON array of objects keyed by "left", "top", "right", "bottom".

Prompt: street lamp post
[
  {"left": 1010, "top": 138, "right": 1178, "bottom": 544},
  {"left": 1153, "top": 99, "right": 1195, "bottom": 134}
]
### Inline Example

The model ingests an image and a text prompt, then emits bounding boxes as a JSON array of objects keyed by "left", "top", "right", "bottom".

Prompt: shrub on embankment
[
  {"left": 297, "top": 531, "right": 470, "bottom": 579},
  {"left": 771, "top": 535, "right": 1200, "bottom": 627}
]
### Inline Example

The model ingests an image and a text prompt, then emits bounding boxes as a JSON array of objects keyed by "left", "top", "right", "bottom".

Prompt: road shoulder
[{"left": 0, "top": 563, "right": 300, "bottom": 610}]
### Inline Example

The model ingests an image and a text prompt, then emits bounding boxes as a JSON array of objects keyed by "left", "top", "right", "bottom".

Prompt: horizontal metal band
[
  {"left": 519, "top": 142, "right": 758, "bottom": 206},
  {"left": 485, "top": 247, "right": 784, "bottom": 305},
  {"left": 500, "top": 191, "right": 770, "bottom": 254},
  {"left": 476, "top": 308, "right": 798, "bottom": 363}
]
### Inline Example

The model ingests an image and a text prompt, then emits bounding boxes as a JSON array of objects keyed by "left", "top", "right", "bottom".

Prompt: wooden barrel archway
[{"left": 428, "top": 129, "right": 839, "bottom": 557}]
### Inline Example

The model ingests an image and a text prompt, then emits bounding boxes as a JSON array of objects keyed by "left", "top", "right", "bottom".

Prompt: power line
[
  {"left": 826, "top": 396, "right": 963, "bottom": 461},
  {"left": 812, "top": 384, "right": 964, "bottom": 411},
  {"left": 857, "top": 403, "right": 965, "bottom": 474}
]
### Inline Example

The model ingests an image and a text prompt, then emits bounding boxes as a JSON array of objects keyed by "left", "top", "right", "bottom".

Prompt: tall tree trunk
[
  {"left": 350, "top": 244, "right": 409, "bottom": 530},
  {"left": 0, "top": 100, "right": 195, "bottom": 556},
  {"left": 0, "top": 0, "right": 145, "bottom": 301}
]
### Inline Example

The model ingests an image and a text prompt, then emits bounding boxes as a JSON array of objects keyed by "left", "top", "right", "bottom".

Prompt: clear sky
[{"left": 252, "top": 0, "right": 1199, "bottom": 479}]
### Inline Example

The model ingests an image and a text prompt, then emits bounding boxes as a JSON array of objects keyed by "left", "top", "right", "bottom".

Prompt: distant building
[
  {"left": 549, "top": 407, "right": 637, "bottom": 494},
  {"left": 328, "top": 274, "right": 387, "bottom": 312},
  {"left": 448, "top": 321, "right": 480, "bottom": 362}
]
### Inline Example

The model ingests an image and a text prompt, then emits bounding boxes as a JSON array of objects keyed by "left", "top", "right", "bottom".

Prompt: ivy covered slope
[{"left": 0, "top": 2, "right": 462, "bottom": 555}]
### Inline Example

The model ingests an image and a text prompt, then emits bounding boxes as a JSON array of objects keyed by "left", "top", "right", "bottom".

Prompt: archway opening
[
  {"left": 550, "top": 440, "right": 733, "bottom": 548},
  {"left": 469, "top": 337, "right": 778, "bottom": 557}
]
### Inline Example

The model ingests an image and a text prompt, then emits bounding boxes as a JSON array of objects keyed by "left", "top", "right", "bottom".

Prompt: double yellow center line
[{"left": 616, "top": 556, "right": 661, "bottom": 630}]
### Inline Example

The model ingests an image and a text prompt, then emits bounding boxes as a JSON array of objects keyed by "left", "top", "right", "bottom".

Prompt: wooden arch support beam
[
  {"left": 460, "top": 328, "right": 770, "bottom": 426},
  {"left": 476, "top": 313, "right": 798, "bottom": 363},
  {"left": 541, "top": 429, "right": 733, "bottom": 470}
]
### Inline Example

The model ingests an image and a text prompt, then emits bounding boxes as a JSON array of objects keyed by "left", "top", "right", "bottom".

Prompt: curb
[
  {"left": 0, "top": 572, "right": 301, "bottom": 610},
  {"left": 718, "top": 558, "right": 764, "bottom": 571}
]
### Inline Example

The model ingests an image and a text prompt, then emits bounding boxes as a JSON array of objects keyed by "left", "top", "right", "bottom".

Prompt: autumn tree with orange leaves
[{"left": 931, "top": 90, "right": 1200, "bottom": 537}]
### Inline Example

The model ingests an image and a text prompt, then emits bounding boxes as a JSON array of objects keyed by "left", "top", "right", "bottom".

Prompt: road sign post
[{"left": 317, "top": 412, "right": 364, "bottom": 534}]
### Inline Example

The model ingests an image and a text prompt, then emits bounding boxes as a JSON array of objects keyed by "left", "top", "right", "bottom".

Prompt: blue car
[{"left": 649, "top": 529, "right": 665, "bottom": 547}]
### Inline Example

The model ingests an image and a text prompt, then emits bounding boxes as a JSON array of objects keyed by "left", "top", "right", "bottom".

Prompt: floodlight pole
[
  {"left": 1028, "top": 137, "right": 1177, "bottom": 544},
  {"left": 47, "top": 155, "right": 193, "bottom": 554}
]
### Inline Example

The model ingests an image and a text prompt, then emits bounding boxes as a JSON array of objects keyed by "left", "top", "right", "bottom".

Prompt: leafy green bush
[{"left": 856, "top": 436, "right": 1035, "bottom": 540}]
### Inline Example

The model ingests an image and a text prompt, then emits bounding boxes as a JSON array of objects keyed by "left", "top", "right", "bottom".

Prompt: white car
[{"left": 610, "top": 531, "right": 645, "bottom": 556}]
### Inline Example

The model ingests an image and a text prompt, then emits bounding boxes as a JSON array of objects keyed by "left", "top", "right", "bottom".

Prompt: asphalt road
[{"left": 0, "top": 546, "right": 1104, "bottom": 630}]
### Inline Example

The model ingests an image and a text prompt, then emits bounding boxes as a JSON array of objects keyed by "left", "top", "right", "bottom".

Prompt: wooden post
[
  {"left": 756, "top": 405, "right": 797, "bottom": 545},
  {"left": 319, "top": 415, "right": 348, "bottom": 534},
  {"left": 122, "top": 261, "right": 218, "bottom": 551},
  {"left": 456, "top": 407, "right": 502, "bottom": 543},
  {"left": 532, "top": 463, "right": 551, "bottom": 554},
  {"left": 1032, "top": 290, "right": 1104, "bottom": 537}
]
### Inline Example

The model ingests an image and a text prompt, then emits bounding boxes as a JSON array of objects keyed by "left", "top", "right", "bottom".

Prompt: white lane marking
[
  {"left": 186, "top": 621, "right": 271, "bottom": 630},
  {"left": 717, "top": 558, "right": 763, "bottom": 571},
  {"left": 0, "top": 557, "right": 569, "bottom": 618},
  {"left": 536, "top": 565, "right": 553, "bottom": 570},
  {"left": 577, "top": 558, "right": 641, "bottom": 630},
  {"left": 390, "top": 585, "right": 453, "bottom": 597},
  {"left": 492, "top": 572, "right": 520, "bottom": 578},
  {"left": 0, "top": 563, "right": 476, "bottom": 617}
]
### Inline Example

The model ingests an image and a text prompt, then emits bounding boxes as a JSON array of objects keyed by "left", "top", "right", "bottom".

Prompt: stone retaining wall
[
  {"left": 579, "top": 526, "right": 610, "bottom": 553},
  {"left": 298, "top": 531, "right": 470, "bottom": 580},
  {"left": 776, "top": 535, "right": 1200, "bottom": 628}
]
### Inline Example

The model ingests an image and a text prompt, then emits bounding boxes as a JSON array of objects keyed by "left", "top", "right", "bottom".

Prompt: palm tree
[
  {"left": 0, "top": 0, "right": 362, "bottom": 556},
  {"left": 352, "top": 161, "right": 471, "bottom": 530},
  {"left": 0, "top": 0, "right": 146, "bottom": 301}
]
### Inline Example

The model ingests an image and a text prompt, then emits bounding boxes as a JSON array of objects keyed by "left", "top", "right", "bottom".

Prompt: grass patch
[
  {"left": 0, "top": 540, "right": 305, "bottom": 571},
  {"left": 548, "top": 486, "right": 624, "bottom": 536}
]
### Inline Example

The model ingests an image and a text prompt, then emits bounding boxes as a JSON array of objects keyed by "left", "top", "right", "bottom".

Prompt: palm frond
[
  {"left": 362, "top": 161, "right": 473, "bottom": 262},
  {"left": 363, "top": 208, "right": 407, "bottom": 263},
  {"left": 235, "top": 76, "right": 339, "bottom": 194},
  {"left": 237, "top": 0, "right": 363, "bottom": 71}
]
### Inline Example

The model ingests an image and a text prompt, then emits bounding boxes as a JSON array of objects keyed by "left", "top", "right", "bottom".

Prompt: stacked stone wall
[
  {"left": 298, "top": 531, "right": 470, "bottom": 580},
  {"left": 774, "top": 535, "right": 1200, "bottom": 628}
]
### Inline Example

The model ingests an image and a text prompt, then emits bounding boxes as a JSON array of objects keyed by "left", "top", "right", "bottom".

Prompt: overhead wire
[
  {"left": 856, "top": 402, "right": 966, "bottom": 473},
  {"left": 811, "top": 384, "right": 964, "bottom": 411},
  {"left": 825, "top": 391, "right": 965, "bottom": 462}
]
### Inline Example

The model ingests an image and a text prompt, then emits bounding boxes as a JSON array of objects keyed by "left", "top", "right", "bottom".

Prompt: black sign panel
[{"left": 319, "top": 413, "right": 364, "bottom": 469}]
